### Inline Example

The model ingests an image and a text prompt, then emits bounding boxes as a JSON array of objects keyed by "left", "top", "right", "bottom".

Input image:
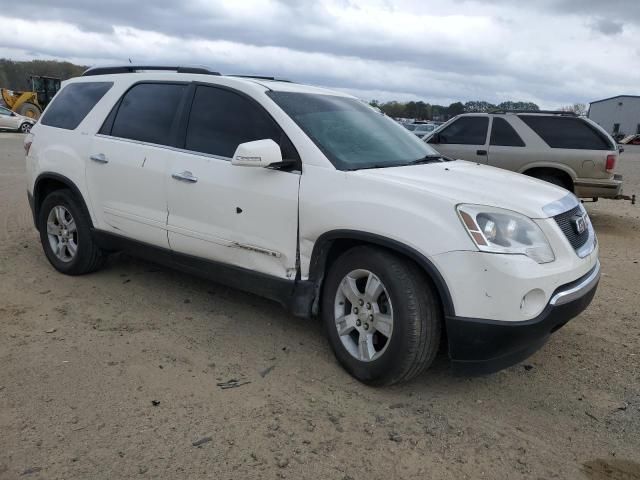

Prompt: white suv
[{"left": 25, "top": 66, "right": 600, "bottom": 385}]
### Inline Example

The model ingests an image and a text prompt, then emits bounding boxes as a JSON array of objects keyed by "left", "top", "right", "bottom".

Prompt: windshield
[{"left": 267, "top": 92, "right": 439, "bottom": 170}]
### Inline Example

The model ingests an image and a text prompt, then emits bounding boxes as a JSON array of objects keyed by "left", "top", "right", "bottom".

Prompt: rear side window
[
  {"left": 110, "top": 83, "right": 186, "bottom": 145},
  {"left": 40, "top": 82, "right": 112, "bottom": 130},
  {"left": 520, "top": 116, "right": 612, "bottom": 150},
  {"left": 437, "top": 117, "right": 489, "bottom": 145},
  {"left": 490, "top": 117, "right": 525, "bottom": 147},
  {"left": 185, "top": 86, "right": 298, "bottom": 161}
]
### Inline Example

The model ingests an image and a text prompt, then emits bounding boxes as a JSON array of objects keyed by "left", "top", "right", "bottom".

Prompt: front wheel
[
  {"left": 322, "top": 246, "right": 442, "bottom": 386},
  {"left": 19, "top": 122, "right": 32, "bottom": 133}
]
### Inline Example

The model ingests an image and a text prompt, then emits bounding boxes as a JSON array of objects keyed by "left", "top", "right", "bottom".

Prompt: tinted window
[
  {"left": 268, "top": 92, "right": 438, "bottom": 170},
  {"left": 437, "top": 117, "right": 489, "bottom": 145},
  {"left": 520, "top": 116, "right": 612, "bottom": 150},
  {"left": 111, "top": 83, "right": 186, "bottom": 145},
  {"left": 40, "top": 82, "right": 112, "bottom": 130},
  {"left": 185, "top": 86, "right": 297, "bottom": 160},
  {"left": 490, "top": 117, "right": 525, "bottom": 147},
  {"left": 0, "top": 106, "right": 11, "bottom": 116}
]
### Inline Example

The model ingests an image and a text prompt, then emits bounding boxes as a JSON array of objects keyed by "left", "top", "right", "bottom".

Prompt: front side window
[
  {"left": 185, "top": 86, "right": 297, "bottom": 161},
  {"left": 40, "top": 82, "right": 112, "bottom": 130},
  {"left": 490, "top": 117, "right": 525, "bottom": 147},
  {"left": 520, "top": 115, "right": 613, "bottom": 150},
  {"left": 436, "top": 117, "right": 489, "bottom": 145},
  {"left": 0, "top": 106, "right": 11, "bottom": 116},
  {"left": 267, "top": 92, "right": 438, "bottom": 170}
]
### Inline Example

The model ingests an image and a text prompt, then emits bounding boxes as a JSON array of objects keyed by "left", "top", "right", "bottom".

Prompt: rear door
[
  {"left": 87, "top": 82, "right": 187, "bottom": 247},
  {"left": 487, "top": 116, "right": 529, "bottom": 170},
  {"left": 427, "top": 116, "right": 490, "bottom": 163},
  {"left": 166, "top": 84, "right": 300, "bottom": 279}
]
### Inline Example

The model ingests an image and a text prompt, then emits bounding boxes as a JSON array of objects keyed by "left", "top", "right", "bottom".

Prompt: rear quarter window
[
  {"left": 40, "top": 82, "right": 113, "bottom": 130},
  {"left": 520, "top": 115, "right": 612, "bottom": 150}
]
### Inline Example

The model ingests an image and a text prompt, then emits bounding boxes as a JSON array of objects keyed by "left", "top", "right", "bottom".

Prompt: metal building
[{"left": 588, "top": 95, "right": 640, "bottom": 138}]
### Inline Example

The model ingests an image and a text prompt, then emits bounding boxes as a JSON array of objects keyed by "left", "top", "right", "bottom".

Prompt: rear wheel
[
  {"left": 18, "top": 102, "right": 41, "bottom": 119},
  {"left": 322, "top": 246, "right": 441, "bottom": 386},
  {"left": 38, "top": 189, "right": 105, "bottom": 275}
]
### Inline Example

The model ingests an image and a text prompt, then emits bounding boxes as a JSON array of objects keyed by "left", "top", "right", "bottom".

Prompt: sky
[{"left": 1, "top": 0, "right": 639, "bottom": 108}]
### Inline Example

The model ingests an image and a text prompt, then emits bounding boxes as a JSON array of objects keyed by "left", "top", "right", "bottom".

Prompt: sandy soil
[{"left": 0, "top": 133, "right": 639, "bottom": 480}]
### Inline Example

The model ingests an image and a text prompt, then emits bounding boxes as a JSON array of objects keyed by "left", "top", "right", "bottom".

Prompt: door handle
[
  {"left": 476, "top": 150, "right": 487, "bottom": 156},
  {"left": 172, "top": 171, "right": 198, "bottom": 183},
  {"left": 90, "top": 153, "right": 108, "bottom": 164}
]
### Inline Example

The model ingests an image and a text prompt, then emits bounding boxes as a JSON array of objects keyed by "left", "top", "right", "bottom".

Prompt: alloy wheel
[
  {"left": 46, "top": 206, "right": 78, "bottom": 263},
  {"left": 333, "top": 269, "right": 394, "bottom": 362}
]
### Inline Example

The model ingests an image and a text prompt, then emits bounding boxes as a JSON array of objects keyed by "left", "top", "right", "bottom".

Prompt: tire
[
  {"left": 321, "top": 246, "right": 442, "bottom": 386},
  {"left": 18, "top": 102, "right": 41, "bottom": 119},
  {"left": 19, "top": 122, "right": 32, "bottom": 133},
  {"left": 533, "top": 173, "right": 571, "bottom": 191},
  {"left": 38, "top": 189, "right": 106, "bottom": 275}
]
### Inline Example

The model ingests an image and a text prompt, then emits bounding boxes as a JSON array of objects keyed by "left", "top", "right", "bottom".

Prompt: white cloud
[{"left": 3, "top": 0, "right": 640, "bottom": 108}]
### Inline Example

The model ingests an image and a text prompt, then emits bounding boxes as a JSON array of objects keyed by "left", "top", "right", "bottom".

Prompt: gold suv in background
[{"left": 424, "top": 111, "right": 623, "bottom": 200}]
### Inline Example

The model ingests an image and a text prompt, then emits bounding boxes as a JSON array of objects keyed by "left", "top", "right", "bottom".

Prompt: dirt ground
[{"left": 0, "top": 133, "right": 638, "bottom": 480}]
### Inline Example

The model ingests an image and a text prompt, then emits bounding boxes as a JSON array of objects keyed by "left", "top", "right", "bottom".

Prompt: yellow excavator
[{"left": 1, "top": 75, "right": 61, "bottom": 119}]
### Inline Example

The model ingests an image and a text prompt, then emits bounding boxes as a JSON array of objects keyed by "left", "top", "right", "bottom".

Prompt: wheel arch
[
  {"left": 306, "top": 230, "right": 455, "bottom": 318},
  {"left": 520, "top": 164, "right": 576, "bottom": 191},
  {"left": 33, "top": 173, "right": 93, "bottom": 231}
]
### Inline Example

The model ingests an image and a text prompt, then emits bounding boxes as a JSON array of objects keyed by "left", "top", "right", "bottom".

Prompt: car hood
[{"left": 355, "top": 160, "right": 571, "bottom": 219}]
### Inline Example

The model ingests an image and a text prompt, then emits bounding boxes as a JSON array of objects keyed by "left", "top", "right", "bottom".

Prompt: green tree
[
  {"left": 464, "top": 100, "right": 496, "bottom": 113},
  {"left": 447, "top": 102, "right": 465, "bottom": 117}
]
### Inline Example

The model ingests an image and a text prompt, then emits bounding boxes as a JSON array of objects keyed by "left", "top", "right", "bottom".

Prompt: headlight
[{"left": 457, "top": 204, "right": 555, "bottom": 264}]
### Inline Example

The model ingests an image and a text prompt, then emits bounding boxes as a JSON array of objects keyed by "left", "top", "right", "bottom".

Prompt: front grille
[{"left": 554, "top": 206, "right": 589, "bottom": 250}]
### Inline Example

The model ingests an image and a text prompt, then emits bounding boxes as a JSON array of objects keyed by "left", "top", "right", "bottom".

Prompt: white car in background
[
  {"left": 0, "top": 105, "right": 35, "bottom": 133},
  {"left": 406, "top": 122, "right": 438, "bottom": 137},
  {"left": 25, "top": 65, "right": 600, "bottom": 385}
]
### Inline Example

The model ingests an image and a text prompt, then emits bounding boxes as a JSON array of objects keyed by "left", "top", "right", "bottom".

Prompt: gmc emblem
[{"left": 571, "top": 214, "right": 587, "bottom": 235}]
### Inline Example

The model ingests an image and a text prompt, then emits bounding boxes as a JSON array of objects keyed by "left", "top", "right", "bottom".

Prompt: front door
[
  {"left": 87, "top": 82, "right": 188, "bottom": 247},
  {"left": 428, "top": 115, "right": 490, "bottom": 163},
  {"left": 166, "top": 85, "right": 300, "bottom": 279}
]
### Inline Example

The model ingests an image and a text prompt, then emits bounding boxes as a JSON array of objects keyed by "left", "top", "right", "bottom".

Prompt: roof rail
[
  {"left": 227, "top": 74, "right": 293, "bottom": 83},
  {"left": 490, "top": 109, "right": 578, "bottom": 116},
  {"left": 82, "top": 65, "right": 221, "bottom": 77}
]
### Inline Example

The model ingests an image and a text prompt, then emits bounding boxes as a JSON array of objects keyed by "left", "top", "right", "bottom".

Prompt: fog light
[{"left": 520, "top": 289, "right": 546, "bottom": 316}]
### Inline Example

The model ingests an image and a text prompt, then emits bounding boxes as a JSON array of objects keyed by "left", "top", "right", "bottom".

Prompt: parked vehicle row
[
  {"left": 404, "top": 121, "right": 439, "bottom": 137},
  {"left": 25, "top": 66, "right": 600, "bottom": 385}
]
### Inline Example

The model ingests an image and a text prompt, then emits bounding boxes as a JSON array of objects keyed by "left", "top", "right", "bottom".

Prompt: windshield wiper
[
  {"left": 407, "top": 155, "right": 446, "bottom": 165},
  {"left": 345, "top": 164, "right": 395, "bottom": 171},
  {"left": 345, "top": 155, "right": 449, "bottom": 171}
]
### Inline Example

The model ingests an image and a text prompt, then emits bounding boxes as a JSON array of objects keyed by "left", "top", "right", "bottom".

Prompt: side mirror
[
  {"left": 618, "top": 145, "right": 625, "bottom": 154},
  {"left": 10, "top": 111, "right": 16, "bottom": 117},
  {"left": 232, "top": 139, "right": 283, "bottom": 168}
]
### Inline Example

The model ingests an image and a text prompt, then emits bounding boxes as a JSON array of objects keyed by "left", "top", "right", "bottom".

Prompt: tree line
[
  {"left": 0, "top": 58, "right": 588, "bottom": 119},
  {"left": 0, "top": 59, "right": 86, "bottom": 92},
  {"left": 370, "top": 99, "right": 541, "bottom": 121}
]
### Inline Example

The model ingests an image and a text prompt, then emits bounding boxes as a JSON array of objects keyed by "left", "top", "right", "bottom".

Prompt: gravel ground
[{"left": 0, "top": 133, "right": 639, "bottom": 480}]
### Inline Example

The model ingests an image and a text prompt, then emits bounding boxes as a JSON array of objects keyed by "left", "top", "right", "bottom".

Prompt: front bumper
[{"left": 446, "top": 260, "right": 600, "bottom": 375}]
